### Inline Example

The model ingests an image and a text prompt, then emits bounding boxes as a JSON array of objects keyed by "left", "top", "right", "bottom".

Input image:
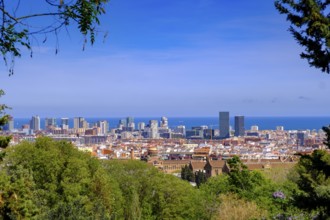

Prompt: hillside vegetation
[{"left": 0, "top": 137, "right": 329, "bottom": 219}]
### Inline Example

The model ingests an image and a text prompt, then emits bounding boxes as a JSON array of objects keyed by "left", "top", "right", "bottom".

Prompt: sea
[{"left": 12, "top": 117, "right": 330, "bottom": 131}]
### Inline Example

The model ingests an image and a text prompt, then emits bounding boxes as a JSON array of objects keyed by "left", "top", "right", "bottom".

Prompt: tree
[
  {"left": 195, "top": 170, "right": 207, "bottom": 188},
  {"left": 275, "top": 0, "right": 330, "bottom": 73},
  {"left": 290, "top": 149, "right": 330, "bottom": 218},
  {"left": 0, "top": 90, "right": 10, "bottom": 150},
  {"left": 0, "top": 137, "right": 123, "bottom": 219},
  {"left": 0, "top": 0, "right": 109, "bottom": 75},
  {"left": 322, "top": 125, "right": 330, "bottom": 148},
  {"left": 181, "top": 164, "right": 194, "bottom": 182}
]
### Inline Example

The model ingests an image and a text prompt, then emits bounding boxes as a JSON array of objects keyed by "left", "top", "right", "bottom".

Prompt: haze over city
[{"left": 0, "top": 0, "right": 329, "bottom": 117}]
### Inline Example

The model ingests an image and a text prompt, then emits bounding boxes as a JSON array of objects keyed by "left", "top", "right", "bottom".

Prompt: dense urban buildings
[{"left": 1, "top": 112, "right": 327, "bottom": 175}]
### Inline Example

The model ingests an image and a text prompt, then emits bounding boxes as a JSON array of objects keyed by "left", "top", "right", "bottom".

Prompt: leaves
[
  {"left": 275, "top": 0, "right": 330, "bottom": 73},
  {"left": 0, "top": 0, "right": 109, "bottom": 75}
]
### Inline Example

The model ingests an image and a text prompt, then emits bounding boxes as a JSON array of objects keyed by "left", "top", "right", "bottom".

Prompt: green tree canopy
[
  {"left": 290, "top": 150, "right": 330, "bottom": 218},
  {"left": 275, "top": 0, "right": 330, "bottom": 73}
]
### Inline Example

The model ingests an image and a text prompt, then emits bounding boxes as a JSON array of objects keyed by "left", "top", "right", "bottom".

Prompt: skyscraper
[
  {"left": 138, "top": 122, "right": 145, "bottom": 131},
  {"left": 61, "top": 118, "right": 69, "bottom": 129},
  {"left": 297, "top": 132, "right": 305, "bottom": 146},
  {"left": 97, "top": 120, "right": 109, "bottom": 135},
  {"left": 45, "top": 118, "right": 56, "bottom": 128},
  {"left": 160, "top": 116, "right": 168, "bottom": 128},
  {"left": 30, "top": 115, "right": 40, "bottom": 131},
  {"left": 234, "top": 116, "right": 245, "bottom": 137},
  {"left": 74, "top": 117, "right": 87, "bottom": 129},
  {"left": 149, "top": 120, "right": 159, "bottom": 139},
  {"left": 219, "top": 112, "right": 230, "bottom": 139}
]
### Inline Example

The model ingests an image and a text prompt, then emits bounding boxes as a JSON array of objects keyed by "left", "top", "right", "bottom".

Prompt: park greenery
[
  {"left": 0, "top": 0, "right": 329, "bottom": 219},
  {"left": 0, "top": 136, "right": 328, "bottom": 219}
]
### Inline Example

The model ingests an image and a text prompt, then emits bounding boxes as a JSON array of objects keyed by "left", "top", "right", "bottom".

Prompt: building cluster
[{"left": 1, "top": 112, "right": 328, "bottom": 176}]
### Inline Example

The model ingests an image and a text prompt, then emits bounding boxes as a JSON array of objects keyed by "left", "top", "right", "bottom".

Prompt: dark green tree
[
  {"left": 290, "top": 150, "right": 330, "bottom": 218},
  {"left": 0, "top": 0, "right": 110, "bottom": 75},
  {"left": 275, "top": 0, "right": 330, "bottom": 73},
  {"left": 322, "top": 125, "right": 330, "bottom": 148},
  {"left": 195, "top": 170, "right": 207, "bottom": 188},
  {"left": 181, "top": 164, "right": 194, "bottom": 182}
]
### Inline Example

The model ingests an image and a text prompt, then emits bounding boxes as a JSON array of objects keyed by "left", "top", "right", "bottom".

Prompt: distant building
[
  {"left": 175, "top": 125, "right": 186, "bottom": 136},
  {"left": 30, "top": 115, "right": 40, "bottom": 131},
  {"left": 219, "top": 111, "right": 230, "bottom": 139},
  {"left": 276, "top": 126, "right": 284, "bottom": 131},
  {"left": 97, "top": 120, "right": 109, "bottom": 135},
  {"left": 74, "top": 117, "right": 87, "bottom": 129},
  {"left": 251, "top": 125, "right": 259, "bottom": 131},
  {"left": 61, "top": 118, "right": 69, "bottom": 129},
  {"left": 234, "top": 116, "right": 245, "bottom": 137},
  {"left": 149, "top": 120, "right": 159, "bottom": 139},
  {"left": 122, "top": 117, "right": 134, "bottom": 131},
  {"left": 118, "top": 119, "right": 127, "bottom": 128},
  {"left": 45, "top": 118, "right": 57, "bottom": 129},
  {"left": 297, "top": 132, "right": 305, "bottom": 146},
  {"left": 138, "top": 122, "right": 145, "bottom": 131},
  {"left": 160, "top": 116, "right": 168, "bottom": 128}
]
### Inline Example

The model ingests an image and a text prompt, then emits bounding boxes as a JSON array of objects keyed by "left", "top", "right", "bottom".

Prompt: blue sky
[{"left": 0, "top": 0, "right": 329, "bottom": 117}]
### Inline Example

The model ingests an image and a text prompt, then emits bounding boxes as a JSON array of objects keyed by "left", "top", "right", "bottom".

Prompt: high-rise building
[
  {"left": 175, "top": 125, "right": 186, "bottom": 136},
  {"left": 30, "top": 115, "right": 40, "bottom": 131},
  {"left": 160, "top": 116, "right": 168, "bottom": 128},
  {"left": 74, "top": 117, "right": 87, "bottom": 129},
  {"left": 234, "top": 116, "right": 245, "bottom": 137},
  {"left": 297, "top": 132, "right": 305, "bottom": 146},
  {"left": 118, "top": 119, "right": 127, "bottom": 128},
  {"left": 126, "top": 117, "right": 134, "bottom": 125},
  {"left": 45, "top": 118, "right": 57, "bottom": 129},
  {"left": 97, "top": 120, "right": 109, "bottom": 135},
  {"left": 219, "top": 112, "right": 230, "bottom": 139},
  {"left": 138, "top": 122, "right": 145, "bottom": 131},
  {"left": 61, "top": 118, "right": 69, "bottom": 129},
  {"left": 149, "top": 120, "right": 159, "bottom": 139}
]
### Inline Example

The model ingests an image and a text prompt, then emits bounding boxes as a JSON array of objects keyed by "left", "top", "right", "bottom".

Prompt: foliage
[
  {"left": 0, "top": 0, "right": 110, "bottom": 75},
  {"left": 322, "top": 125, "right": 330, "bottom": 148},
  {"left": 195, "top": 170, "right": 207, "bottom": 188},
  {"left": 200, "top": 157, "right": 305, "bottom": 219},
  {"left": 216, "top": 193, "right": 268, "bottom": 220},
  {"left": 0, "top": 89, "right": 10, "bottom": 149},
  {"left": 275, "top": 0, "right": 330, "bottom": 73},
  {"left": 289, "top": 150, "right": 330, "bottom": 218},
  {"left": 103, "top": 160, "right": 210, "bottom": 220},
  {"left": 181, "top": 164, "right": 194, "bottom": 182},
  {"left": 0, "top": 137, "right": 123, "bottom": 219}
]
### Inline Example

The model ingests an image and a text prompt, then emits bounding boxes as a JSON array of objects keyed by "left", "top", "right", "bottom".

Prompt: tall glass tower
[
  {"left": 219, "top": 112, "right": 230, "bottom": 139},
  {"left": 30, "top": 115, "right": 40, "bottom": 131},
  {"left": 234, "top": 116, "right": 245, "bottom": 137}
]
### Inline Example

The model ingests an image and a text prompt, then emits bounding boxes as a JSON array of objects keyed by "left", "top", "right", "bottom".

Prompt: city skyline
[{"left": 0, "top": 0, "right": 330, "bottom": 117}]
